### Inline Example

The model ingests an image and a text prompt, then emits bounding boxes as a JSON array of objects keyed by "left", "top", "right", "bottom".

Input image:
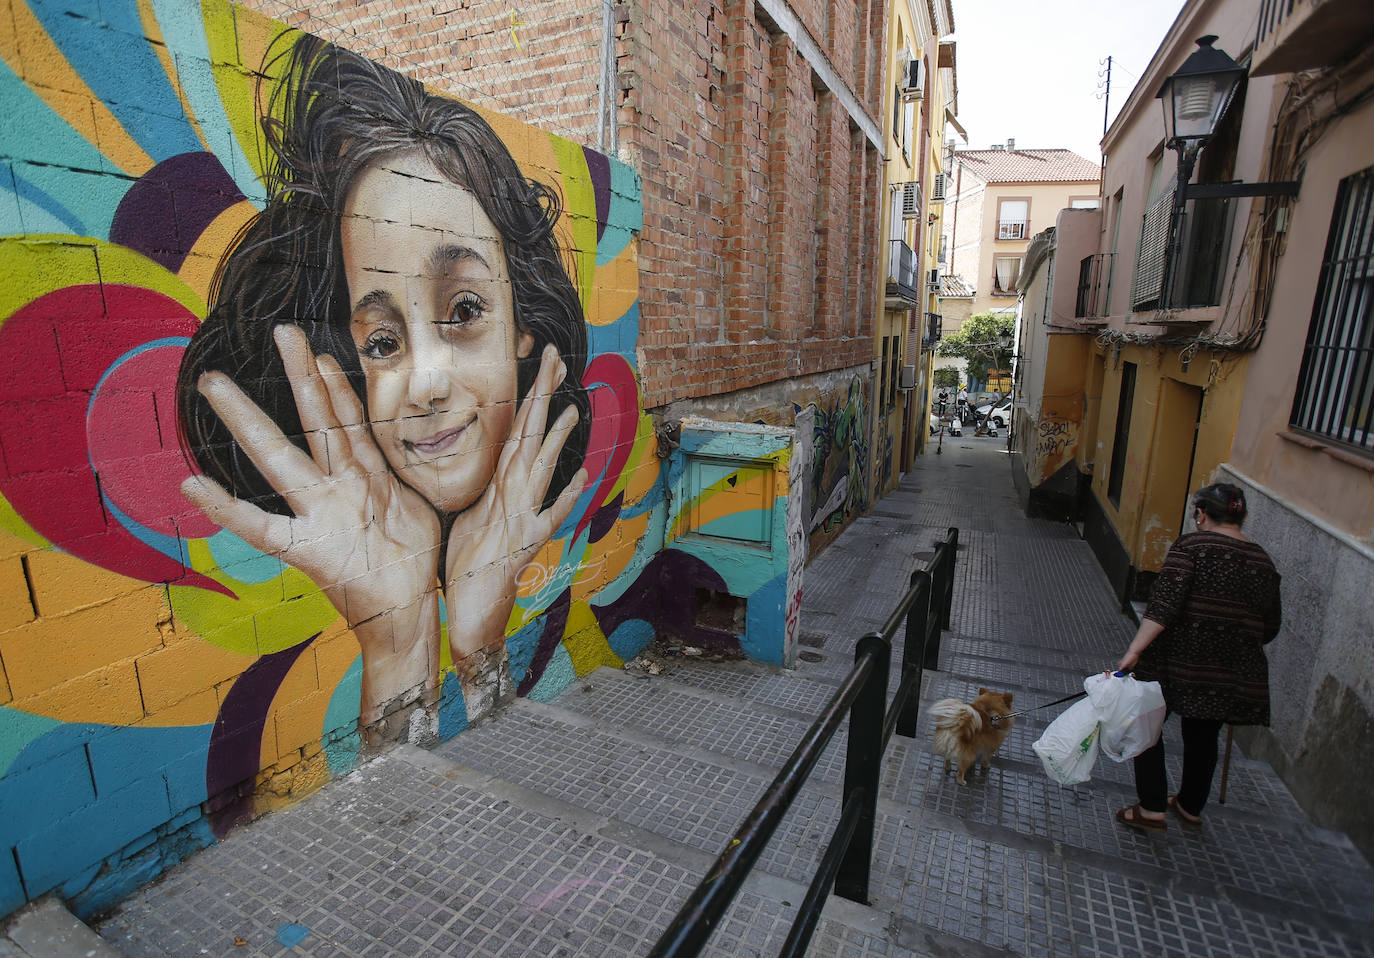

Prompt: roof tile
[{"left": 955, "top": 148, "right": 1100, "bottom": 184}]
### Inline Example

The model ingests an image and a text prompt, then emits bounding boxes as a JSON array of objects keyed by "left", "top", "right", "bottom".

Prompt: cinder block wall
[{"left": 0, "top": 0, "right": 805, "bottom": 919}]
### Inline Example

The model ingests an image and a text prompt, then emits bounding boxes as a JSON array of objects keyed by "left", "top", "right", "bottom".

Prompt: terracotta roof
[
  {"left": 954, "top": 148, "right": 1100, "bottom": 184},
  {"left": 940, "top": 274, "right": 975, "bottom": 298}
]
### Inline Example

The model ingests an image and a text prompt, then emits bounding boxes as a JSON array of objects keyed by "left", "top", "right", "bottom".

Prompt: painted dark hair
[
  {"left": 1194, "top": 482, "right": 1247, "bottom": 526},
  {"left": 178, "top": 34, "right": 589, "bottom": 515}
]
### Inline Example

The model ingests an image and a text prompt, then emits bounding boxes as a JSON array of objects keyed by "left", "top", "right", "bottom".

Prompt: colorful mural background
[
  {"left": 0, "top": 0, "right": 802, "bottom": 917},
  {"left": 805, "top": 375, "right": 871, "bottom": 553}
]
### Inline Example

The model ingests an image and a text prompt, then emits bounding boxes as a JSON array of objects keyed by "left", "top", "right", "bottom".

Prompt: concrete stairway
[{"left": 96, "top": 442, "right": 1374, "bottom": 957}]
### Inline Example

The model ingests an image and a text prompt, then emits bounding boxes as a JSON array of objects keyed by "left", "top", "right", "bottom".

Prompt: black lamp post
[{"left": 1154, "top": 36, "right": 1299, "bottom": 306}]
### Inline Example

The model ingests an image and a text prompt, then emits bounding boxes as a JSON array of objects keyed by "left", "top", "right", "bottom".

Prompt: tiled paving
[{"left": 94, "top": 438, "right": 1374, "bottom": 957}]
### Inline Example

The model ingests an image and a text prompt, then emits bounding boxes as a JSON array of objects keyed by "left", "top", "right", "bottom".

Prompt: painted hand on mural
[
  {"left": 444, "top": 345, "right": 587, "bottom": 684},
  {"left": 181, "top": 324, "right": 443, "bottom": 722}
]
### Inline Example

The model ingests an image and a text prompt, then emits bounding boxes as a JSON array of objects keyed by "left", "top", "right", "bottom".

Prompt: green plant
[
  {"left": 932, "top": 367, "right": 960, "bottom": 390},
  {"left": 936, "top": 312, "right": 1015, "bottom": 389}
]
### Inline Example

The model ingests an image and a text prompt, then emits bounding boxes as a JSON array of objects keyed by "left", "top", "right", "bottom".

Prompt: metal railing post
[
  {"left": 940, "top": 527, "right": 957, "bottom": 630},
  {"left": 895, "top": 570, "right": 930, "bottom": 738},
  {"left": 835, "top": 633, "right": 889, "bottom": 904}
]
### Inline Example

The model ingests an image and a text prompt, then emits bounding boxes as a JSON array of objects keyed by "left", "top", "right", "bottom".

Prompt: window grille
[{"left": 1290, "top": 166, "right": 1374, "bottom": 455}]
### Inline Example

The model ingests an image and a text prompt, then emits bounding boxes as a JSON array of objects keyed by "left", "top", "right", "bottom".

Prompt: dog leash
[{"left": 989, "top": 690, "right": 1087, "bottom": 727}]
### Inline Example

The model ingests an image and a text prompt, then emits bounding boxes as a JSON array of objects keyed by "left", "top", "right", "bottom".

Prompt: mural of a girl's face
[{"left": 341, "top": 150, "right": 535, "bottom": 514}]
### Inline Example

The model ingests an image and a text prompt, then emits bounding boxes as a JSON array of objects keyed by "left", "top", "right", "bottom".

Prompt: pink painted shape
[
  {"left": 87, "top": 346, "right": 220, "bottom": 539},
  {"left": 0, "top": 285, "right": 230, "bottom": 595},
  {"left": 574, "top": 354, "right": 639, "bottom": 539}
]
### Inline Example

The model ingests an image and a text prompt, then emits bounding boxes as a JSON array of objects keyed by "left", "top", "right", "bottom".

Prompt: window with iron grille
[{"left": 1290, "top": 166, "right": 1374, "bottom": 455}]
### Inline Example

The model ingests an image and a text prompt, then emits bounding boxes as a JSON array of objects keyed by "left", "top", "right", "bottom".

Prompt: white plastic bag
[
  {"left": 1086, "top": 672, "right": 1166, "bottom": 762},
  {"left": 1031, "top": 697, "right": 1101, "bottom": 785}
]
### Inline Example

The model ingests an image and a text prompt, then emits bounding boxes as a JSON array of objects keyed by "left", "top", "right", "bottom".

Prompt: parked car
[{"left": 974, "top": 398, "right": 1013, "bottom": 429}]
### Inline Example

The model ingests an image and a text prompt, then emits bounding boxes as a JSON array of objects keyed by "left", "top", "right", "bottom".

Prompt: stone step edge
[
  {"left": 551, "top": 669, "right": 1343, "bottom": 849},
  {"left": 4, "top": 897, "right": 123, "bottom": 958},
  {"left": 393, "top": 743, "right": 891, "bottom": 944},
  {"left": 496, "top": 697, "right": 1374, "bottom": 939}
]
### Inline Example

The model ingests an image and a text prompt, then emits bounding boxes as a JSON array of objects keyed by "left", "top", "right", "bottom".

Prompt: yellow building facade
[{"left": 873, "top": 0, "right": 957, "bottom": 497}]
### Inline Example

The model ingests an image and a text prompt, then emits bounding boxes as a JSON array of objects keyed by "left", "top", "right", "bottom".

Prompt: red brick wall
[{"left": 242, "top": 0, "right": 608, "bottom": 144}]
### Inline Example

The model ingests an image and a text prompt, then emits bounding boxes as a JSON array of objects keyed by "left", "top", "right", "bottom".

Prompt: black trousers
[{"left": 1132, "top": 714, "right": 1224, "bottom": 817}]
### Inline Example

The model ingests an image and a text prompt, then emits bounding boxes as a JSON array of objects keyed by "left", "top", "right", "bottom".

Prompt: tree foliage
[
  {"left": 936, "top": 312, "right": 1015, "bottom": 386},
  {"left": 932, "top": 367, "right": 959, "bottom": 390}
]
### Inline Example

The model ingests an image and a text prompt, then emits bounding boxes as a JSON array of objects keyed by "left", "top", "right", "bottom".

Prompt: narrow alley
[{"left": 94, "top": 438, "right": 1374, "bottom": 957}]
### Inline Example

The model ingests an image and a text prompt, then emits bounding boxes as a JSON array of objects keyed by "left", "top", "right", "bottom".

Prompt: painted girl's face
[{"left": 341, "top": 151, "right": 533, "bottom": 514}]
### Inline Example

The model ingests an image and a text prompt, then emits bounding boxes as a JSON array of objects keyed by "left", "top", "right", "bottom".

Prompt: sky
[{"left": 946, "top": 0, "right": 1185, "bottom": 162}]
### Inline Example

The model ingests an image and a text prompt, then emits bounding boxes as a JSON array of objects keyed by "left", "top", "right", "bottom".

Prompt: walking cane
[{"left": 1218, "top": 725, "right": 1234, "bottom": 804}]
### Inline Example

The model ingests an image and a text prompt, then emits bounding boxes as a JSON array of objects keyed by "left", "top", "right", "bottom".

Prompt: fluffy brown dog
[{"left": 930, "top": 688, "right": 1015, "bottom": 785}]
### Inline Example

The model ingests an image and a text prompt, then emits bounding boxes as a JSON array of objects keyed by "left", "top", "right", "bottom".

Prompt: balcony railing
[
  {"left": 1257, "top": 0, "right": 1296, "bottom": 44},
  {"left": 997, "top": 219, "right": 1027, "bottom": 240},
  {"left": 885, "top": 239, "right": 919, "bottom": 304},
  {"left": 1074, "top": 253, "right": 1114, "bottom": 319},
  {"left": 1254, "top": 0, "right": 1374, "bottom": 76}
]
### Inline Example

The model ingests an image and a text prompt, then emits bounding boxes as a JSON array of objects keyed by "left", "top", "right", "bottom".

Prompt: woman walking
[{"left": 1114, "top": 483, "right": 1282, "bottom": 832}]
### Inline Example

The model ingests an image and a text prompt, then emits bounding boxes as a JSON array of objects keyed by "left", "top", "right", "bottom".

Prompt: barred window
[{"left": 1290, "top": 167, "right": 1374, "bottom": 455}]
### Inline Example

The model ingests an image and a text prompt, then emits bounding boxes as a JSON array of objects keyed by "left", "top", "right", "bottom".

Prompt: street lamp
[
  {"left": 1156, "top": 36, "right": 1245, "bottom": 153},
  {"left": 1154, "top": 36, "right": 1299, "bottom": 306}
]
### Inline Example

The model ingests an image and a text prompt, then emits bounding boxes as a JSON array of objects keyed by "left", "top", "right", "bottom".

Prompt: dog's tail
[{"left": 929, "top": 698, "right": 981, "bottom": 735}]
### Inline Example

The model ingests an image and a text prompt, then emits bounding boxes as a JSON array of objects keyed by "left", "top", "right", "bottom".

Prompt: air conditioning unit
[
  {"left": 901, "top": 181, "right": 922, "bottom": 220},
  {"left": 899, "top": 364, "right": 917, "bottom": 390},
  {"left": 928, "top": 268, "right": 940, "bottom": 289},
  {"left": 902, "top": 59, "right": 924, "bottom": 100},
  {"left": 929, "top": 173, "right": 947, "bottom": 204}
]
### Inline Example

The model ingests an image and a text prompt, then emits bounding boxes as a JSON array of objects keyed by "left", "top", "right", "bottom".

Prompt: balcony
[
  {"left": 997, "top": 219, "right": 1027, "bottom": 240},
  {"left": 885, "top": 239, "right": 920, "bottom": 307},
  {"left": 1074, "top": 253, "right": 1114, "bottom": 322},
  {"left": 1253, "top": 0, "right": 1374, "bottom": 76}
]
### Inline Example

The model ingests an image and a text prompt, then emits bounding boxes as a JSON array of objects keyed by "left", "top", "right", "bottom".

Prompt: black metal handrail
[{"left": 648, "top": 527, "right": 960, "bottom": 958}]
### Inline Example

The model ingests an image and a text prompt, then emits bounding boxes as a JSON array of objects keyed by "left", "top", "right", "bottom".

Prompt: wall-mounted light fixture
[{"left": 1155, "top": 36, "right": 1301, "bottom": 300}]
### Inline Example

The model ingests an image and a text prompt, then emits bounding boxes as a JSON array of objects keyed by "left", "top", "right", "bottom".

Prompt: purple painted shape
[
  {"left": 204, "top": 637, "right": 316, "bottom": 837},
  {"left": 592, "top": 550, "right": 742, "bottom": 653},
  {"left": 587, "top": 490, "right": 623, "bottom": 545},
  {"left": 585, "top": 148, "right": 611, "bottom": 244},
  {"left": 516, "top": 589, "right": 572, "bottom": 697},
  {"left": 109, "top": 152, "right": 245, "bottom": 273}
]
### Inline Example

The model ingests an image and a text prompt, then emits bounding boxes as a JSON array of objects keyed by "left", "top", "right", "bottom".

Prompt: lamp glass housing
[{"left": 1155, "top": 36, "right": 1246, "bottom": 148}]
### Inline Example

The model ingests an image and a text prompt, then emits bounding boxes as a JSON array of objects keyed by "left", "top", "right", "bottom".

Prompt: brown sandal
[
  {"left": 1169, "top": 795, "right": 1203, "bottom": 828},
  {"left": 1116, "top": 804, "right": 1167, "bottom": 833}
]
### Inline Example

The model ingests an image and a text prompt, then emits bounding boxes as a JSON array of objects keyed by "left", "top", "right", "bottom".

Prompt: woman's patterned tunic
[{"left": 1136, "top": 531, "right": 1282, "bottom": 725}]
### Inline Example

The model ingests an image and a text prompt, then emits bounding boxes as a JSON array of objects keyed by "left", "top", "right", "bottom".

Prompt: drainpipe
[{"left": 596, "top": 0, "right": 618, "bottom": 155}]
